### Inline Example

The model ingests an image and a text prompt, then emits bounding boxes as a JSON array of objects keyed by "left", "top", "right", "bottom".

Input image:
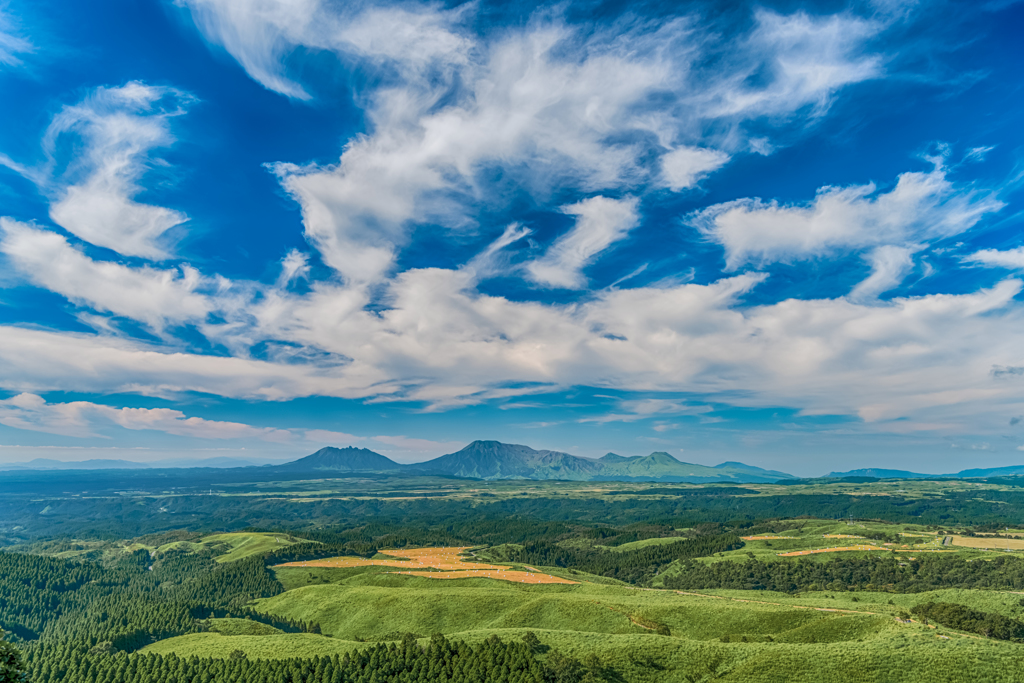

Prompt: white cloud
[
  {"left": 0, "top": 7, "right": 31, "bottom": 67},
  {"left": 526, "top": 196, "right": 640, "bottom": 289},
  {"left": 0, "top": 325, "right": 392, "bottom": 401},
  {"left": 0, "top": 219, "right": 213, "bottom": 329},
  {"left": 47, "top": 83, "right": 191, "bottom": 258},
  {"left": 964, "top": 247, "right": 1024, "bottom": 270},
  {"left": 2, "top": 265, "right": 1024, "bottom": 435},
  {"left": 183, "top": 4, "right": 885, "bottom": 285},
  {"left": 692, "top": 162, "right": 1003, "bottom": 270},
  {"left": 849, "top": 244, "right": 916, "bottom": 301},
  {"left": 177, "top": 0, "right": 322, "bottom": 99},
  {"left": 583, "top": 398, "right": 713, "bottom": 424},
  {"left": 0, "top": 393, "right": 292, "bottom": 441},
  {"left": 4, "top": 3, "right": 1012, "bottom": 444},
  {"left": 660, "top": 147, "right": 729, "bottom": 192},
  {"left": 716, "top": 9, "right": 884, "bottom": 119},
  {"left": 1, "top": 82, "right": 191, "bottom": 259}
]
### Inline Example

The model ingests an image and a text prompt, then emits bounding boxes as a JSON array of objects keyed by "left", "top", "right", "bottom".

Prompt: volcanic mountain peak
[{"left": 279, "top": 446, "right": 402, "bottom": 472}]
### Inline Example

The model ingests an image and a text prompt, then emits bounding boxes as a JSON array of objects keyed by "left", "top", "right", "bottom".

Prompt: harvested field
[
  {"left": 388, "top": 569, "right": 576, "bottom": 584},
  {"left": 822, "top": 534, "right": 864, "bottom": 539},
  {"left": 777, "top": 545, "right": 885, "bottom": 557},
  {"left": 950, "top": 536, "right": 1024, "bottom": 550},
  {"left": 277, "top": 547, "right": 505, "bottom": 571},
  {"left": 276, "top": 547, "right": 575, "bottom": 584},
  {"left": 741, "top": 535, "right": 793, "bottom": 540}
]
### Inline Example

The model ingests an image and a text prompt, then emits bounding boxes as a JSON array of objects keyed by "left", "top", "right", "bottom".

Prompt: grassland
[
  {"left": 121, "top": 532, "right": 303, "bottom": 562},
  {"left": 649, "top": 519, "right": 1006, "bottom": 580},
  {"left": 141, "top": 632, "right": 365, "bottom": 659},
  {"left": 599, "top": 536, "right": 683, "bottom": 552},
  {"left": 144, "top": 568, "right": 1024, "bottom": 680}
]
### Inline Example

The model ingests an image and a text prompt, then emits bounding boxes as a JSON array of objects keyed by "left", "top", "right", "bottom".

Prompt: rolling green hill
[{"left": 142, "top": 570, "right": 1024, "bottom": 681}]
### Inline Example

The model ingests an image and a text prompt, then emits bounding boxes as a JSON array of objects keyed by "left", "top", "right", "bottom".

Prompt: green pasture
[
  {"left": 254, "top": 570, "right": 908, "bottom": 643},
  {"left": 598, "top": 536, "right": 683, "bottom": 552},
  {"left": 201, "top": 532, "right": 301, "bottom": 562},
  {"left": 204, "top": 618, "right": 285, "bottom": 636},
  {"left": 140, "top": 632, "right": 364, "bottom": 659}
]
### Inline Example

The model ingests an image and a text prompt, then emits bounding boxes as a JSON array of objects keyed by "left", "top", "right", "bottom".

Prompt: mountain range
[
  {"left": 276, "top": 440, "right": 796, "bottom": 483},
  {"left": 5, "top": 443, "right": 1024, "bottom": 483},
  {"left": 826, "top": 465, "right": 1024, "bottom": 479}
]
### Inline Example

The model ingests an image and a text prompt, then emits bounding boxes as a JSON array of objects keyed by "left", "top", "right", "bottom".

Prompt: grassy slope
[
  {"left": 254, "top": 571, "right": 892, "bottom": 643},
  {"left": 145, "top": 560, "right": 1024, "bottom": 680},
  {"left": 598, "top": 537, "right": 683, "bottom": 552},
  {"left": 201, "top": 532, "right": 301, "bottom": 563},
  {"left": 691, "top": 588, "right": 1024, "bottom": 620},
  {"left": 204, "top": 618, "right": 284, "bottom": 636},
  {"left": 140, "top": 633, "right": 364, "bottom": 659}
]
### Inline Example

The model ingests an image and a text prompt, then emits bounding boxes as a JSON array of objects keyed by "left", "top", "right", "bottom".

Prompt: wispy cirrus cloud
[
  {"left": 182, "top": 2, "right": 888, "bottom": 285},
  {"left": 1, "top": 82, "right": 191, "bottom": 259},
  {"left": 0, "top": 6, "right": 31, "bottom": 68},
  {"left": 526, "top": 196, "right": 640, "bottom": 289}
]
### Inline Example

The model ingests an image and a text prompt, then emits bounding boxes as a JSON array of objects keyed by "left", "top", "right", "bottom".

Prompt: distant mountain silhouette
[
  {"left": 594, "top": 452, "right": 795, "bottom": 483},
  {"left": 6, "top": 444, "right": 1024, "bottom": 482},
  {"left": 275, "top": 446, "right": 403, "bottom": 472},
  {"left": 407, "top": 440, "right": 604, "bottom": 480},
  {"left": 828, "top": 464, "right": 1024, "bottom": 479},
  {"left": 270, "top": 440, "right": 797, "bottom": 483},
  {"left": 825, "top": 468, "right": 938, "bottom": 479}
]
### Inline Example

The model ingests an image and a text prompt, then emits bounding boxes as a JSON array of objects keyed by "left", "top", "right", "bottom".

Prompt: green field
[
  {"left": 599, "top": 536, "right": 684, "bottom": 552},
  {"left": 141, "top": 632, "right": 365, "bottom": 659},
  {"left": 142, "top": 568, "right": 1024, "bottom": 681},
  {"left": 199, "top": 532, "right": 303, "bottom": 563}
]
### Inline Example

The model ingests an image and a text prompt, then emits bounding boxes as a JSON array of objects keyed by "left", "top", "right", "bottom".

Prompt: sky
[{"left": 0, "top": 0, "right": 1023, "bottom": 475}]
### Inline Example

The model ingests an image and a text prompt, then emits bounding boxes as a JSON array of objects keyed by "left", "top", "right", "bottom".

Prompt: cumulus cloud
[
  {"left": 692, "top": 162, "right": 1003, "bottom": 270},
  {"left": 0, "top": 393, "right": 292, "bottom": 441},
  {"left": 527, "top": 196, "right": 640, "bottom": 289},
  {"left": 964, "top": 247, "right": 1024, "bottom": 270}
]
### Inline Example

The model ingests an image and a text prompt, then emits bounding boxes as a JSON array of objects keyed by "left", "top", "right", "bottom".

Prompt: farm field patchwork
[
  {"left": 777, "top": 545, "right": 889, "bottom": 556},
  {"left": 276, "top": 546, "right": 576, "bottom": 584}
]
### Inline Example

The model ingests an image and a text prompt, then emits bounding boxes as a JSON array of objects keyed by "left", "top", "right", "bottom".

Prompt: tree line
[
  {"left": 19, "top": 632, "right": 607, "bottom": 683},
  {"left": 663, "top": 554, "right": 1024, "bottom": 593},
  {"left": 498, "top": 533, "right": 744, "bottom": 584}
]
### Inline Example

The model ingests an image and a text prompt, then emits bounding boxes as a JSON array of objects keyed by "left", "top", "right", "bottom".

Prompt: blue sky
[{"left": 1, "top": 0, "right": 1023, "bottom": 475}]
